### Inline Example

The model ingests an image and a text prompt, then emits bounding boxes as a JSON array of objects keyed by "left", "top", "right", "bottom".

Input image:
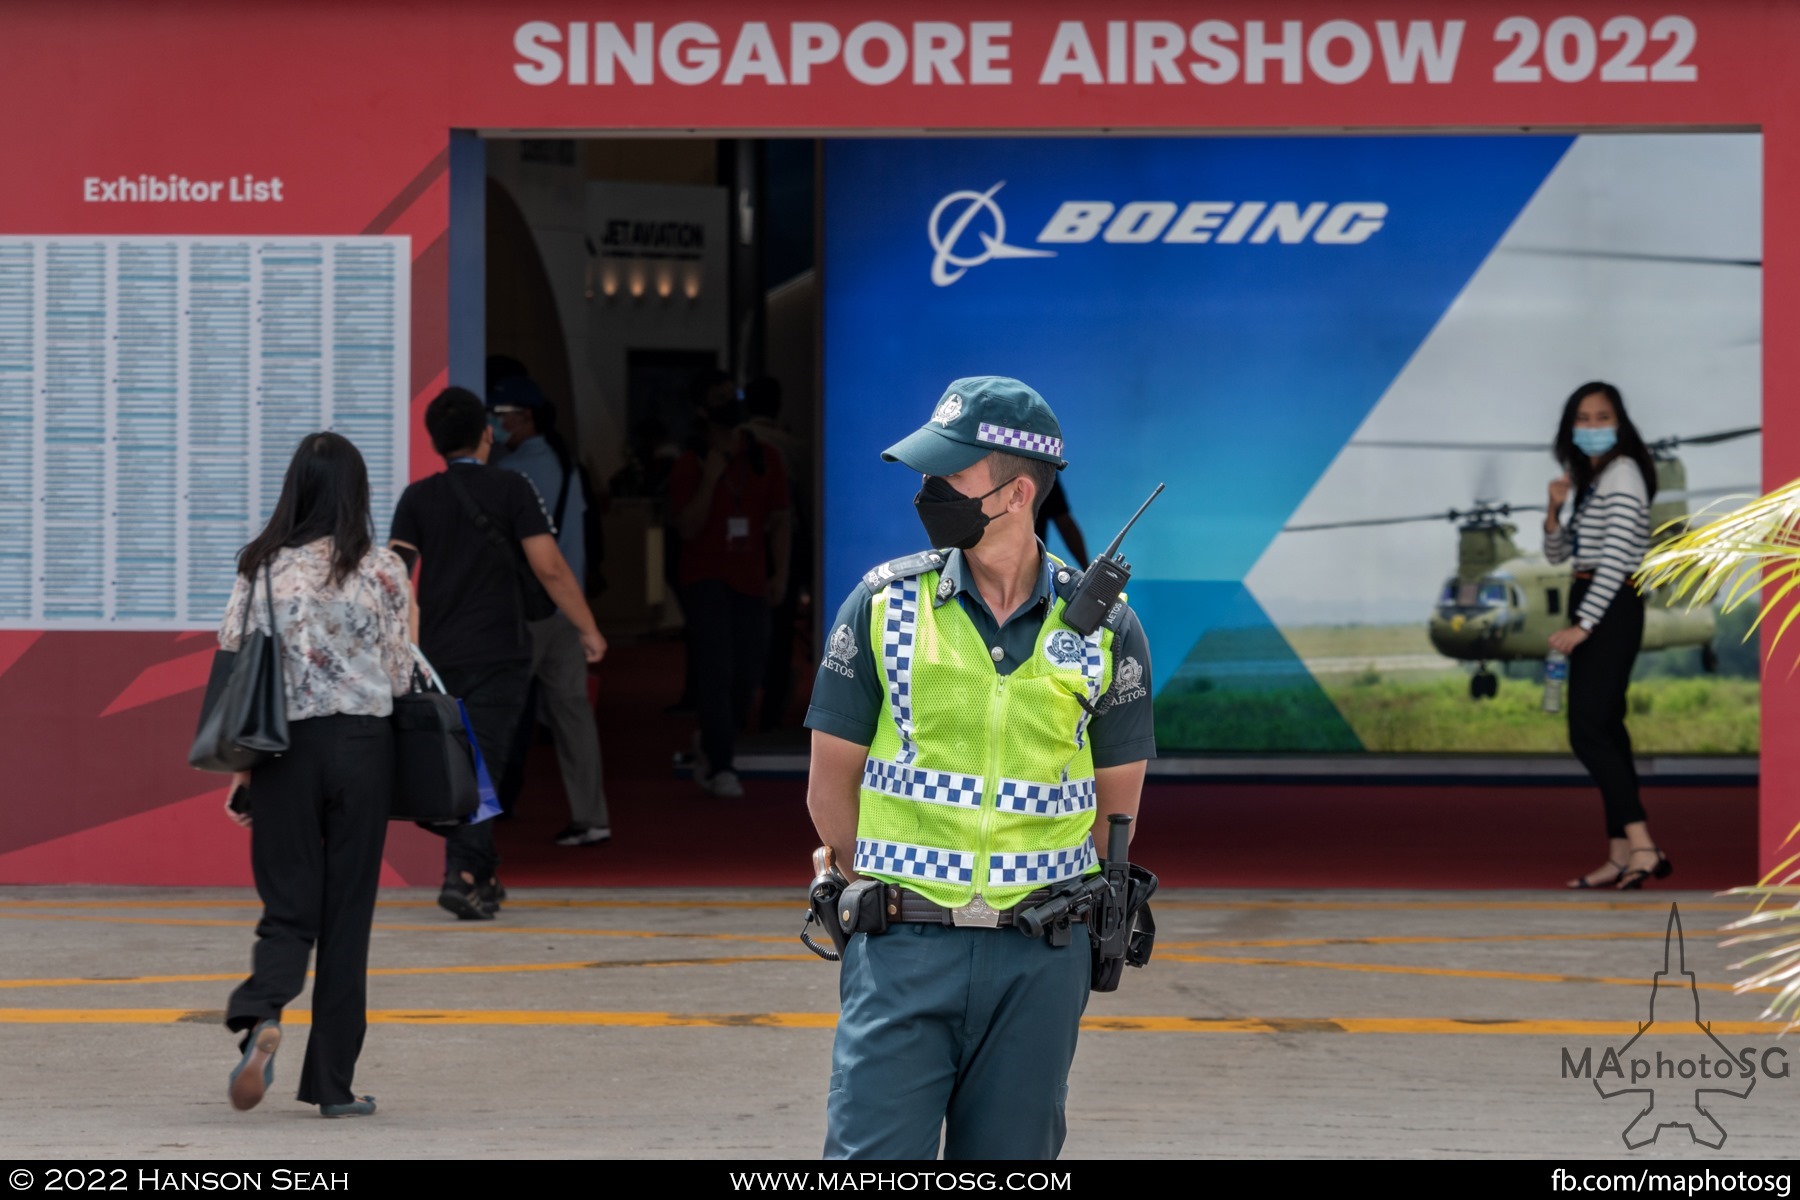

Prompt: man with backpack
[{"left": 390, "top": 386, "right": 605, "bottom": 919}]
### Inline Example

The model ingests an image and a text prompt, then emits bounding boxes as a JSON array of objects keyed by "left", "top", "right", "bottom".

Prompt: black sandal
[
  {"left": 1616, "top": 848, "right": 1673, "bottom": 890},
  {"left": 1567, "top": 860, "right": 1627, "bottom": 890}
]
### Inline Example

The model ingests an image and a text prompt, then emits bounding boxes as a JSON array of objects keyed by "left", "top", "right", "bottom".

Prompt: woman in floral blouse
[{"left": 217, "top": 432, "right": 411, "bottom": 1119}]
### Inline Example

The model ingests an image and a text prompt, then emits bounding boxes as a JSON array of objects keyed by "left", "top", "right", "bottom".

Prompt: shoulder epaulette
[{"left": 862, "top": 549, "right": 949, "bottom": 591}]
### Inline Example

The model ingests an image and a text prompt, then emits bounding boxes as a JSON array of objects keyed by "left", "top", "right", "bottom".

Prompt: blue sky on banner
[{"left": 821, "top": 135, "right": 1572, "bottom": 686}]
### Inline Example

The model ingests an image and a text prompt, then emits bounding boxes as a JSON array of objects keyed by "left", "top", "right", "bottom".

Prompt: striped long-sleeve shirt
[{"left": 1543, "top": 457, "right": 1651, "bottom": 631}]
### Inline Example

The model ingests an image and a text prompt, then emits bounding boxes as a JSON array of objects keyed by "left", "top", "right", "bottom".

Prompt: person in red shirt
[{"left": 669, "top": 384, "right": 792, "bottom": 795}]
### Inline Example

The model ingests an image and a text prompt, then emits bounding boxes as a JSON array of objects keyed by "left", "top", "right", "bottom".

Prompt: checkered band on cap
[
  {"left": 863, "top": 759, "right": 985, "bottom": 811},
  {"left": 993, "top": 776, "right": 1098, "bottom": 818},
  {"left": 976, "top": 422, "right": 1063, "bottom": 459},
  {"left": 856, "top": 838, "right": 976, "bottom": 885},
  {"left": 987, "top": 837, "right": 1098, "bottom": 887},
  {"left": 880, "top": 578, "right": 921, "bottom": 766}
]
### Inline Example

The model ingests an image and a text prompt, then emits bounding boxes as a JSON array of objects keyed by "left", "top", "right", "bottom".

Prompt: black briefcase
[{"left": 389, "top": 665, "right": 480, "bottom": 824}]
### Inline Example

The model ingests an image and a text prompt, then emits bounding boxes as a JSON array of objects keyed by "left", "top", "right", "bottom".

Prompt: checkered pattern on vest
[
  {"left": 994, "top": 776, "right": 1098, "bottom": 818},
  {"left": 855, "top": 838, "right": 976, "bottom": 885},
  {"left": 988, "top": 841, "right": 1098, "bottom": 887},
  {"left": 881, "top": 577, "right": 921, "bottom": 765},
  {"left": 863, "top": 760, "right": 984, "bottom": 810}
]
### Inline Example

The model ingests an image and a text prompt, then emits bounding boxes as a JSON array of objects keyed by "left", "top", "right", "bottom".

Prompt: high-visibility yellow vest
[{"left": 855, "top": 554, "right": 1117, "bottom": 912}]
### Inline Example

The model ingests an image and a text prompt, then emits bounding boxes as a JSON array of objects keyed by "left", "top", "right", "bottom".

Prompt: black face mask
[{"left": 913, "top": 475, "right": 1008, "bottom": 551}]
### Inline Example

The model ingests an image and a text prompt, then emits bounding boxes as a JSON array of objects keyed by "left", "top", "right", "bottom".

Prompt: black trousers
[
  {"left": 225, "top": 714, "right": 392, "bottom": 1107},
  {"left": 429, "top": 659, "right": 532, "bottom": 884},
  {"left": 681, "top": 580, "right": 770, "bottom": 775},
  {"left": 1567, "top": 579, "right": 1648, "bottom": 837}
]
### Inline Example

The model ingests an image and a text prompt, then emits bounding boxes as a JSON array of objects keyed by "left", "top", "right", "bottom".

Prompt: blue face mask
[
  {"left": 1572, "top": 426, "right": 1618, "bottom": 457},
  {"left": 489, "top": 416, "right": 510, "bottom": 447}
]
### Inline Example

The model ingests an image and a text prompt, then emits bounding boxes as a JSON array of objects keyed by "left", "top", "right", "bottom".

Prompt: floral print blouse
[{"left": 219, "top": 539, "right": 413, "bottom": 721}]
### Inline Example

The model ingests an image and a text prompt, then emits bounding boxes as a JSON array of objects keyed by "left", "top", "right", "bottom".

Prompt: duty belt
[{"left": 885, "top": 885, "right": 1073, "bottom": 929}]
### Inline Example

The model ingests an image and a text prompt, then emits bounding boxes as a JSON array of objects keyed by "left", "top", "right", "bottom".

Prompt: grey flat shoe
[
  {"left": 227, "top": 1020, "right": 280, "bottom": 1111},
  {"left": 319, "top": 1095, "right": 377, "bottom": 1118}
]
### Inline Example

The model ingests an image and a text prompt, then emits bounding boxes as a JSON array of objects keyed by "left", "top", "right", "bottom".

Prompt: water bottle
[{"left": 1542, "top": 650, "right": 1569, "bottom": 714}]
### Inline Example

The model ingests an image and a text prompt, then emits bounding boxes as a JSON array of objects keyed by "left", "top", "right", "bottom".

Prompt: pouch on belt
[{"left": 838, "top": 879, "right": 890, "bottom": 938}]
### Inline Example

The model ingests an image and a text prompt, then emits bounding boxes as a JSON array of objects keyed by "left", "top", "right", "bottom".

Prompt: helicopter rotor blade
[
  {"left": 1284, "top": 502, "right": 1545, "bottom": 533},
  {"left": 1654, "top": 425, "right": 1762, "bottom": 449},
  {"left": 1284, "top": 511, "right": 1462, "bottom": 533},
  {"left": 1474, "top": 454, "right": 1502, "bottom": 506},
  {"left": 1656, "top": 484, "right": 1762, "bottom": 505},
  {"left": 1502, "top": 246, "right": 1762, "bottom": 269},
  {"left": 1352, "top": 426, "right": 1761, "bottom": 455},
  {"left": 1350, "top": 439, "right": 1549, "bottom": 452}
]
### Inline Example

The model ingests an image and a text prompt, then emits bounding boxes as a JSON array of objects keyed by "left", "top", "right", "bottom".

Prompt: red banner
[{"left": 0, "top": 0, "right": 1793, "bottom": 882}]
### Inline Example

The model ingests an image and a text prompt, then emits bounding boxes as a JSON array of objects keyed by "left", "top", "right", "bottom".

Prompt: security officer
[{"left": 804, "top": 376, "right": 1155, "bottom": 1160}]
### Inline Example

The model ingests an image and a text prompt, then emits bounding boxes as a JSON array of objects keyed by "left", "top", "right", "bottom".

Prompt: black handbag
[
  {"left": 188, "top": 564, "right": 289, "bottom": 773},
  {"left": 445, "top": 468, "right": 557, "bottom": 622},
  {"left": 389, "top": 656, "right": 480, "bottom": 824}
]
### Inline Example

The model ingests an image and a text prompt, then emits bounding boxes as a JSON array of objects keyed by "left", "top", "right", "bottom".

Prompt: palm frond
[
  {"left": 1720, "top": 895, "right": 1800, "bottom": 1029},
  {"left": 1653, "top": 484, "right": 1800, "bottom": 1025},
  {"left": 1638, "top": 480, "right": 1800, "bottom": 650}
]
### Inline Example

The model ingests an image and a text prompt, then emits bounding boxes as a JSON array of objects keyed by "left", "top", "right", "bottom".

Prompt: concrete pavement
[{"left": 0, "top": 887, "right": 1792, "bottom": 1159}]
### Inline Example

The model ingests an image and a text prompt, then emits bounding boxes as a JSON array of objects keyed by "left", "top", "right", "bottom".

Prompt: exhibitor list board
[{"left": 0, "top": 236, "right": 408, "bottom": 631}]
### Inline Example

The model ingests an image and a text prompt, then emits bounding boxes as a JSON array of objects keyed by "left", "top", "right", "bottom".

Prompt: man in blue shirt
[{"left": 489, "top": 376, "right": 612, "bottom": 847}]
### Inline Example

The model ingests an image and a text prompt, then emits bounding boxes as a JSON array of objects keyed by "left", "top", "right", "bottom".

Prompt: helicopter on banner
[{"left": 1284, "top": 427, "right": 1760, "bottom": 699}]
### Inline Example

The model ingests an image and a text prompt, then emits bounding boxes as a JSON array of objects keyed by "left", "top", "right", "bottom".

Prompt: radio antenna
[{"left": 1100, "top": 483, "right": 1165, "bottom": 561}]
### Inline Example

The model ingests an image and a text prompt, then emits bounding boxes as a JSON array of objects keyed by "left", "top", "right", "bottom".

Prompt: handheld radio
[{"left": 1060, "top": 483, "right": 1165, "bottom": 637}]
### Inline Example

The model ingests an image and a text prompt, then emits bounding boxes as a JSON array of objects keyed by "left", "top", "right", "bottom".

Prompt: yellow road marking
[
  {"left": 0, "top": 912, "right": 793, "bottom": 943},
  {"left": 1164, "top": 952, "right": 1769, "bottom": 994},
  {"left": 1154, "top": 900, "right": 1752, "bottom": 913},
  {"left": 0, "top": 897, "right": 1755, "bottom": 913},
  {"left": 1076, "top": 1017, "right": 1791, "bottom": 1035},
  {"left": 0, "top": 954, "right": 816, "bottom": 990},
  {"left": 2, "top": 950, "right": 1763, "bottom": 996},
  {"left": 1159, "top": 931, "right": 1676, "bottom": 951},
  {"left": 0, "top": 1008, "right": 1787, "bottom": 1035},
  {"left": 0, "top": 898, "right": 798, "bottom": 911}
]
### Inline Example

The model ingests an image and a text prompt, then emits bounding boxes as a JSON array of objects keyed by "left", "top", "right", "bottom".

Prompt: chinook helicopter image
[{"left": 1284, "top": 428, "right": 1759, "bottom": 699}]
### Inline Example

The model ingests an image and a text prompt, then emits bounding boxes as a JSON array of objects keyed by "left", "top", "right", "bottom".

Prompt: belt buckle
[{"left": 950, "top": 893, "right": 1002, "bottom": 928}]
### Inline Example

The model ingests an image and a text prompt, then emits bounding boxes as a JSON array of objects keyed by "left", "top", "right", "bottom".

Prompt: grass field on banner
[{"left": 1155, "top": 619, "right": 1760, "bottom": 754}]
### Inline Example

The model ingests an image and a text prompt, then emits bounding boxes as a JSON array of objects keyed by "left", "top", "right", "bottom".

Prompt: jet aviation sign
[{"left": 928, "top": 181, "right": 1386, "bottom": 286}]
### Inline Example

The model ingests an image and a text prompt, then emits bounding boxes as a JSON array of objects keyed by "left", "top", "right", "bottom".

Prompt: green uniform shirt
[{"left": 805, "top": 544, "right": 1157, "bottom": 767}]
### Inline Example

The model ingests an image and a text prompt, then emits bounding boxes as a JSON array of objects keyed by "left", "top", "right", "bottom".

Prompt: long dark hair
[
  {"left": 1553, "top": 381, "right": 1659, "bottom": 504},
  {"left": 237, "top": 432, "right": 373, "bottom": 586}
]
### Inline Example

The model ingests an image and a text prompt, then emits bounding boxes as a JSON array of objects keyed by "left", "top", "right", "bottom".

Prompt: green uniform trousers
[{"left": 824, "top": 920, "right": 1091, "bottom": 1160}]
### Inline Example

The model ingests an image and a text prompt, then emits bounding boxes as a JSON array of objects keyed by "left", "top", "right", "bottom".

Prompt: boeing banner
[{"left": 822, "top": 134, "right": 1762, "bottom": 755}]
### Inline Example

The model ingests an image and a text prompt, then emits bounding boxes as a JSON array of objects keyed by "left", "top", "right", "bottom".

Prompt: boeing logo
[
  {"left": 928, "top": 182, "right": 1055, "bottom": 287},
  {"left": 927, "top": 184, "right": 1389, "bottom": 286}
]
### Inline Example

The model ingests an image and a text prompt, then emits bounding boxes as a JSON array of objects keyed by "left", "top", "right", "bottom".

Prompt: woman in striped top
[{"left": 1543, "top": 382, "right": 1672, "bottom": 890}]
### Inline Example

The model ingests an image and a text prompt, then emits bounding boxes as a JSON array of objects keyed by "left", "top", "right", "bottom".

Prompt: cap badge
[{"left": 931, "top": 395, "right": 963, "bottom": 426}]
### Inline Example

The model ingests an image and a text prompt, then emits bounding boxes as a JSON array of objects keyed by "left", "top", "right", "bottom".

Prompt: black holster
[
  {"left": 1090, "top": 863, "right": 1159, "bottom": 992},
  {"left": 801, "top": 853, "right": 850, "bottom": 961}
]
